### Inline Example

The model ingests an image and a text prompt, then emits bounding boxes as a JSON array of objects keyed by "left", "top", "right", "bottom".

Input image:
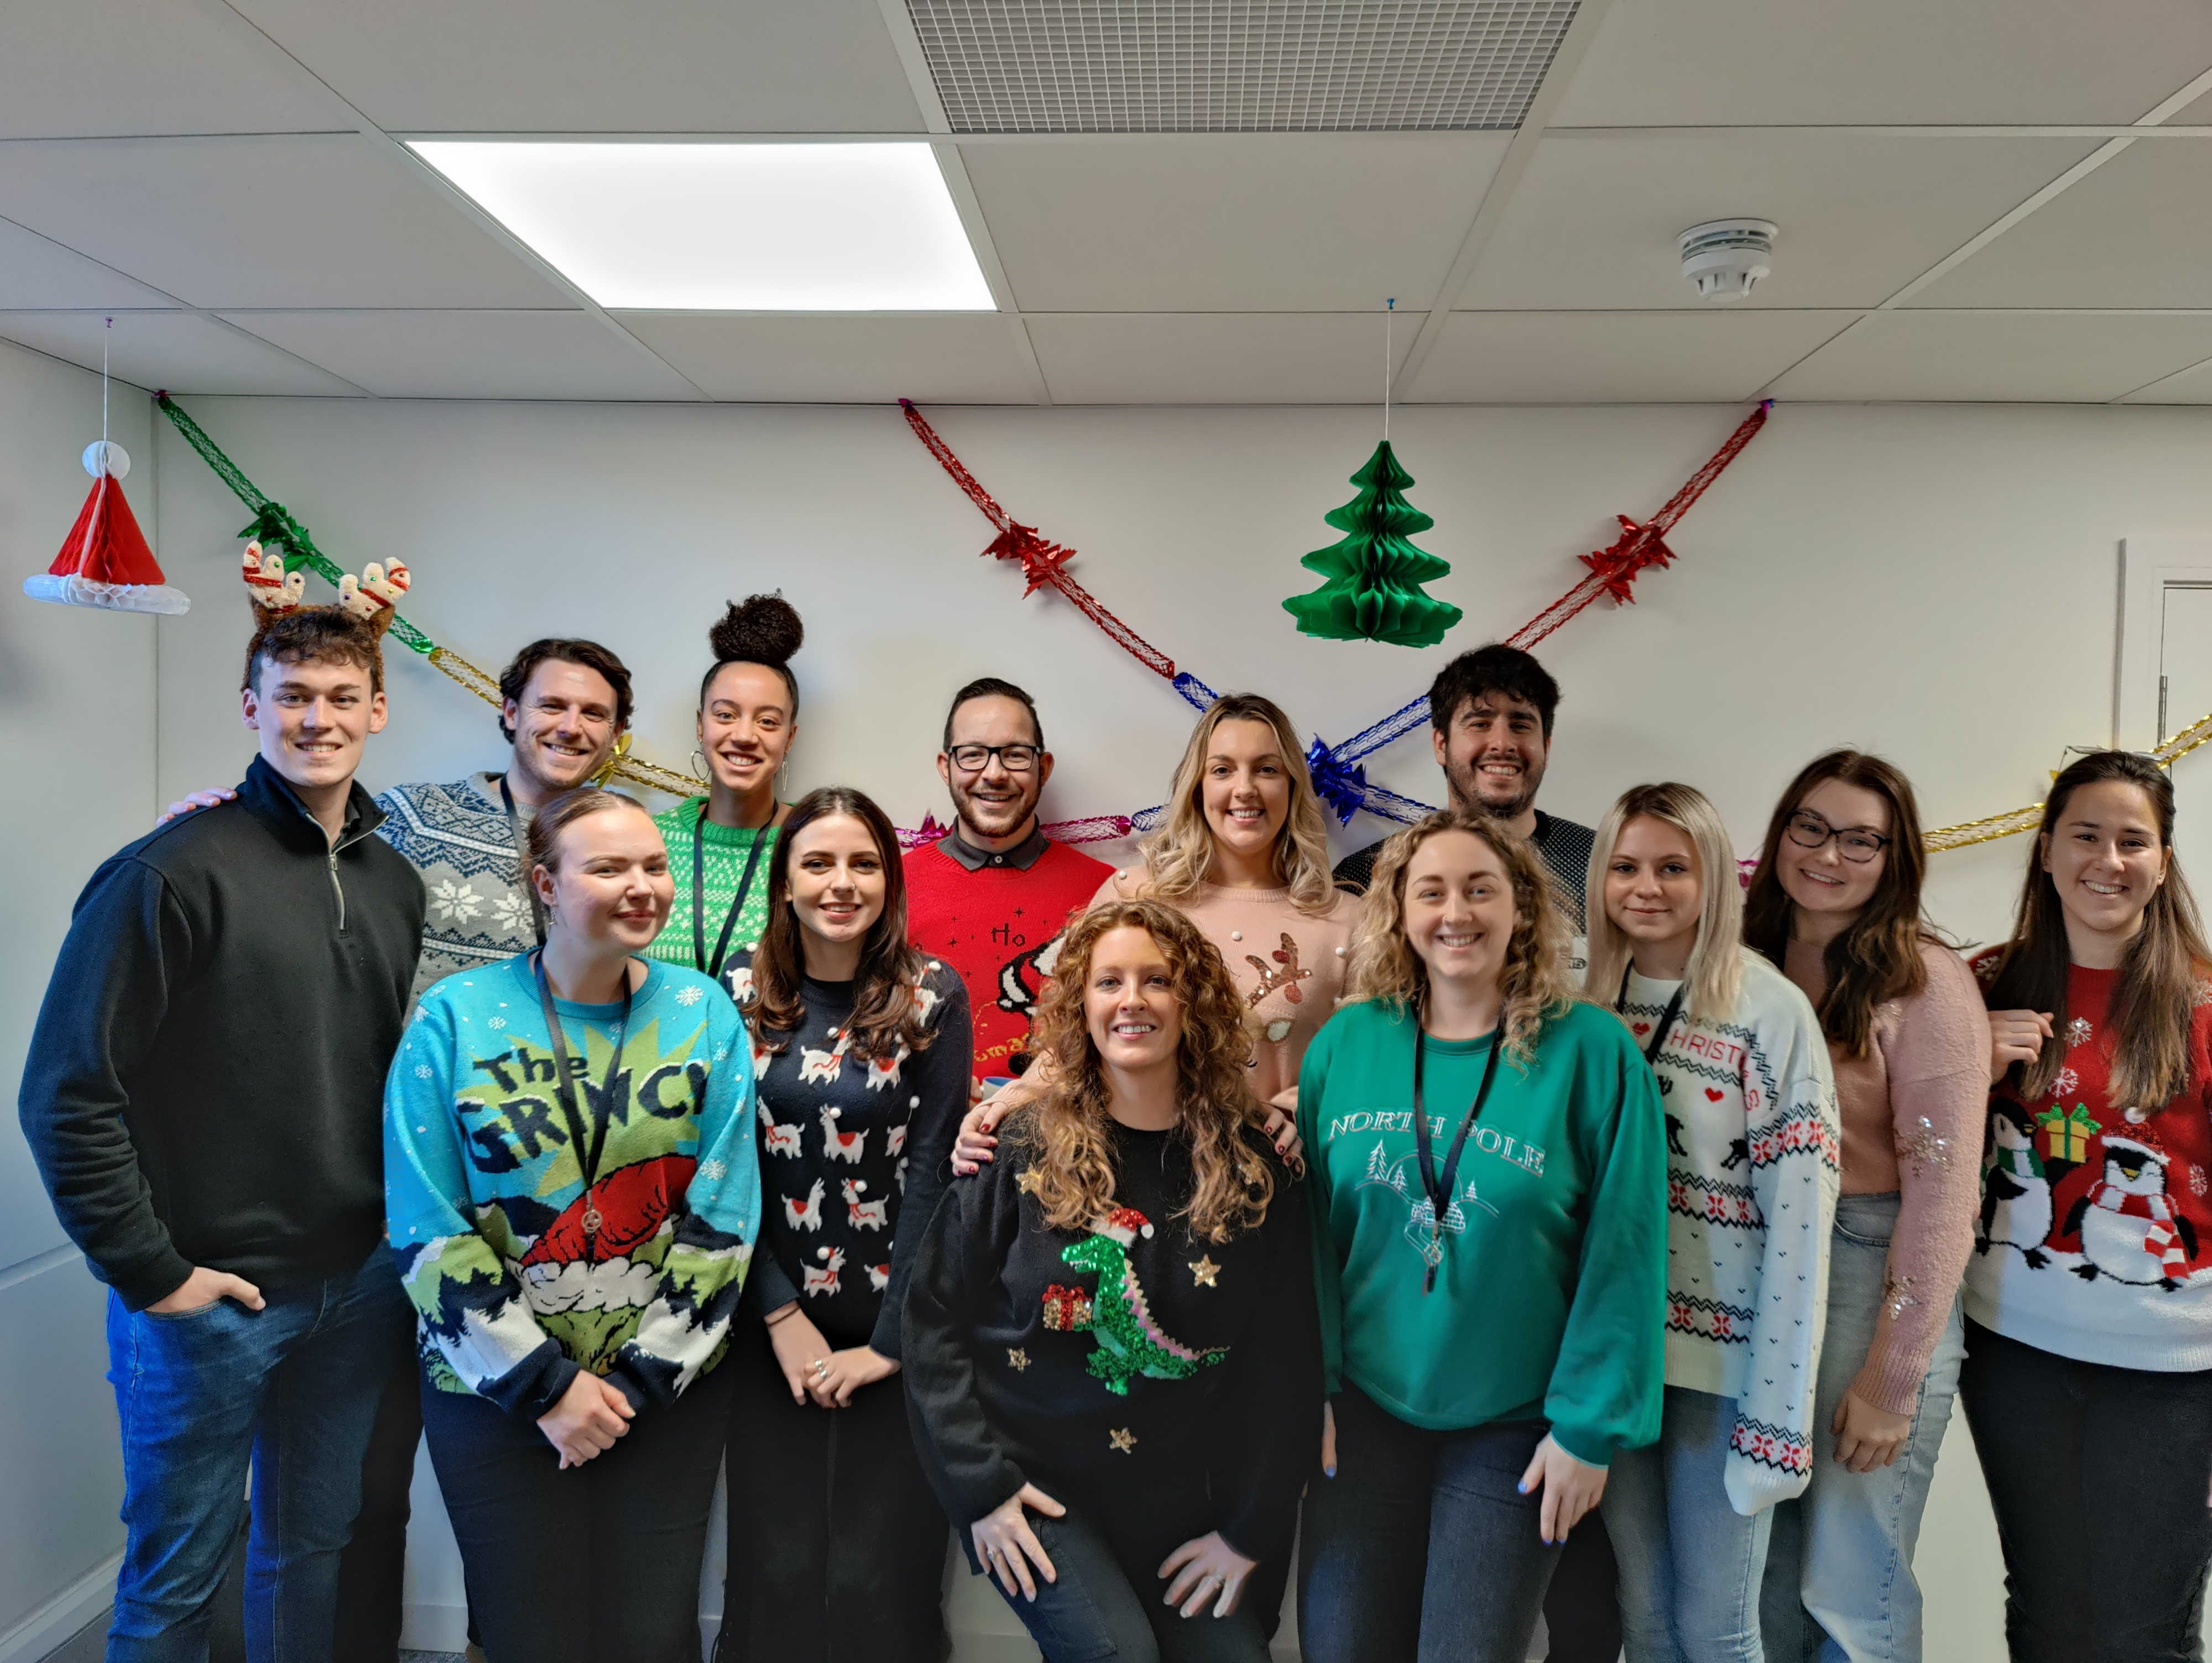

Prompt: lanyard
[
  {"left": 692, "top": 802, "right": 770, "bottom": 980},
  {"left": 1410, "top": 1020, "right": 1504, "bottom": 1296},
  {"left": 1615, "top": 965, "right": 1688, "bottom": 1067},
  {"left": 531, "top": 950, "right": 634, "bottom": 1256},
  {"left": 496, "top": 775, "right": 549, "bottom": 947}
]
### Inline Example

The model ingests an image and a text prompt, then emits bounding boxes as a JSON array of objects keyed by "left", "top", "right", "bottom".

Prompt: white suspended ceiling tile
[
  {"left": 220, "top": 311, "right": 701, "bottom": 401},
  {"left": 1766, "top": 312, "right": 2212, "bottom": 404},
  {"left": 1907, "top": 140, "right": 2212, "bottom": 311},
  {"left": 0, "top": 137, "right": 574, "bottom": 310},
  {"left": 0, "top": 219, "right": 173, "bottom": 310},
  {"left": 1025, "top": 311, "right": 1423, "bottom": 404},
  {"left": 0, "top": 0, "right": 341, "bottom": 139},
  {"left": 615, "top": 313, "right": 1037, "bottom": 403},
  {"left": 1409, "top": 310, "right": 1856, "bottom": 404},
  {"left": 2120, "top": 354, "right": 2212, "bottom": 404},
  {"left": 962, "top": 135, "right": 1510, "bottom": 312},
  {"left": 1553, "top": 0, "right": 2212, "bottom": 127},
  {"left": 228, "top": 0, "right": 925, "bottom": 134},
  {"left": 0, "top": 311, "right": 360, "bottom": 396},
  {"left": 1462, "top": 131, "right": 2100, "bottom": 312}
]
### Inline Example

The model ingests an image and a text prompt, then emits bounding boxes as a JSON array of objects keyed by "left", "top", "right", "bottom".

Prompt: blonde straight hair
[
  {"left": 1584, "top": 782, "right": 1746, "bottom": 1030},
  {"left": 1345, "top": 809, "right": 1577, "bottom": 1069},
  {"left": 1138, "top": 692, "right": 1339, "bottom": 917}
]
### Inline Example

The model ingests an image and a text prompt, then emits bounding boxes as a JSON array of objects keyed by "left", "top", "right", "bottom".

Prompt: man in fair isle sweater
[{"left": 903, "top": 678, "right": 1112, "bottom": 1093}]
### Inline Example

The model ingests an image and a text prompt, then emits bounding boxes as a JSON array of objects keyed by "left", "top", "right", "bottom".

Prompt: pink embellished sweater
[{"left": 1782, "top": 938, "right": 1991, "bottom": 1415}]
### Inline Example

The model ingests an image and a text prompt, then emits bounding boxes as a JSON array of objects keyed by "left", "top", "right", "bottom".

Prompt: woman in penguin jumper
[
  {"left": 1294, "top": 809, "right": 1666, "bottom": 1663},
  {"left": 1742, "top": 751, "right": 1989, "bottom": 1663},
  {"left": 904, "top": 897, "right": 1319, "bottom": 1663},
  {"left": 1965, "top": 749, "right": 2212, "bottom": 1662},
  {"left": 1583, "top": 785, "right": 1840, "bottom": 1663},
  {"left": 713, "top": 786, "right": 970, "bottom": 1663},
  {"left": 383, "top": 788, "right": 761, "bottom": 1663}
]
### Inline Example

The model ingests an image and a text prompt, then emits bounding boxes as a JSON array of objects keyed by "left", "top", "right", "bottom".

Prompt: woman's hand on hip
[
  {"left": 972, "top": 1483, "right": 1066, "bottom": 1602},
  {"left": 1832, "top": 1388, "right": 1911, "bottom": 1473},
  {"left": 536, "top": 1371, "right": 634, "bottom": 1469},
  {"left": 1518, "top": 1433, "right": 1606, "bottom": 1545},
  {"left": 820, "top": 1345, "right": 900, "bottom": 1406},
  {"left": 1159, "top": 1531, "right": 1257, "bottom": 1619}
]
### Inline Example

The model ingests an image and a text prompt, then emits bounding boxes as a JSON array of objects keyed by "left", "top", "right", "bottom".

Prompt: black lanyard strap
[
  {"left": 692, "top": 802, "right": 770, "bottom": 981},
  {"left": 1615, "top": 964, "right": 1688, "bottom": 1067},
  {"left": 531, "top": 950, "right": 635, "bottom": 1257},
  {"left": 1411, "top": 1018, "right": 1505, "bottom": 1296},
  {"left": 497, "top": 775, "right": 549, "bottom": 947}
]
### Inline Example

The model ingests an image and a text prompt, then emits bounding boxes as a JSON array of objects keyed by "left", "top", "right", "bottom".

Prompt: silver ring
[{"left": 812, "top": 1360, "right": 828, "bottom": 1377}]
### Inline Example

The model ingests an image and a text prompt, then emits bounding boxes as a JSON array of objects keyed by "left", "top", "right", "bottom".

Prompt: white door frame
[{"left": 2116, "top": 538, "right": 2212, "bottom": 751}]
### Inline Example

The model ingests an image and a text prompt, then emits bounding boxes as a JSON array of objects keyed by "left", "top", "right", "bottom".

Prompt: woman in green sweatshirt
[{"left": 1295, "top": 808, "right": 1666, "bottom": 1663}]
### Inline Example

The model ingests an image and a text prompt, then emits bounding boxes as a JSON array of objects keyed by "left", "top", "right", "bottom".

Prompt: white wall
[
  {"left": 0, "top": 341, "right": 153, "bottom": 1660},
  {"left": 11, "top": 386, "right": 2208, "bottom": 1657}
]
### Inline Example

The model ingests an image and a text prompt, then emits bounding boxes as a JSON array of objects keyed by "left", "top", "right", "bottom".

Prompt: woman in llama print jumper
[
  {"left": 384, "top": 788, "right": 760, "bottom": 1663},
  {"left": 1966, "top": 750, "right": 2212, "bottom": 1662},
  {"left": 1584, "top": 785, "right": 1839, "bottom": 1663}
]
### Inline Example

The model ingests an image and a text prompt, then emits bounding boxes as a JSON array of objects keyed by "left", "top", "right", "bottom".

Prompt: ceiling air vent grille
[{"left": 906, "top": 1, "right": 1582, "bottom": 133}]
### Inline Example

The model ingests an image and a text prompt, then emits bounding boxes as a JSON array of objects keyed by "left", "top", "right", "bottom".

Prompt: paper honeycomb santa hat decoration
[{"left": 23, "top": 442, "right": 191, "bottom": 616}]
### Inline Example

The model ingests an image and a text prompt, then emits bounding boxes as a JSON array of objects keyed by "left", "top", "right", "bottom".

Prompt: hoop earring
[
  {"left": 691, "top": 748, "right": 708, "bottom": 780},
  {"left": 777, "top": 760, "right": 790, "bottom": 801}
]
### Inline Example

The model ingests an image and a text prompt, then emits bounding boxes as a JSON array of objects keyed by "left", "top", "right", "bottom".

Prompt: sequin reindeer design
[
  {"left": 1040, "top": 1207, "right": 1227, "bottom": 1395},
  {"left": 1244, "top": 933, "right": 1311, "bottom": 1045}
]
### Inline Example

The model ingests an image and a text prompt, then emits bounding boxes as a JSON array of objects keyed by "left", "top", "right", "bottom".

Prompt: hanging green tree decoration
[{"left": 1282, "top": 438, "right": 1462, "bottom": 647}]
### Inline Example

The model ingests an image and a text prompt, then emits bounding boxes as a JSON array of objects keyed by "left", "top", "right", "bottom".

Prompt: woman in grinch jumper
[
  {"left": 905, "top": 897, "right": 1320, "bottom": 1663},
  {"left": 1294, "top": 808, "right": 1666, "bottom": 1663},
  {"left": 1583, "top": 783, "right": 1841, "bottom": 1662},
  {"left": 1968, "top": 749, "right": 2212, "bottom": 1662}
]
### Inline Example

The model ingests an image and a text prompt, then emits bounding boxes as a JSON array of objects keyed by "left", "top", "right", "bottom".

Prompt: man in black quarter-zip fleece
[{"left": 20, "top": 607, "right": 425, "bottom": 1663}]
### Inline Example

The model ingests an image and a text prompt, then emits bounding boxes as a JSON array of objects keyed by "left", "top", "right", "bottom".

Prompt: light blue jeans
[
  {"left": 1604, "top": 1386, "right": 1773, "bottom": 1663},
  {"left": 1758, "top": 1193, "right": 1965, "bottom": 1663}
]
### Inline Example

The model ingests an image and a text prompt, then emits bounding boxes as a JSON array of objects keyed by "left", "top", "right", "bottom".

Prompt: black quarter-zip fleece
[{"left": 19, "top": 755, "right": 426, "bottom": 1309}]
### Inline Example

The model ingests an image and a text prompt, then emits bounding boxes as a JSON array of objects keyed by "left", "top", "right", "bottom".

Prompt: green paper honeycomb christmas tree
[{"left": 1282, "top": 440, "right": 1462, "bottom": 648}]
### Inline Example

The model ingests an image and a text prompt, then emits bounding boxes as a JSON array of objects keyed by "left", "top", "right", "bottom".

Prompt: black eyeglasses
[
  {"left": 948, "top": 743, "right": 1040, "bottom": 774},
  {"left": 1785, "top": 809, "right": 1890, "bottom": 864}
]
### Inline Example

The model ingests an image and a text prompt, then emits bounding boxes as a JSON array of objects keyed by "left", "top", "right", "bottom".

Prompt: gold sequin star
[
  {"left": 1006, "top": 1348, "right": 1030, "bottom": 1372},
  {"left": 1189, "top": 1255, "right": 1220, "bottom": 1288},
  {"left": 1109, "top": 1427, "right": 1137, "bottom": 1454},
  {"left": 1016, "top": 1168, "right": 1044, "bottom": 1195}
]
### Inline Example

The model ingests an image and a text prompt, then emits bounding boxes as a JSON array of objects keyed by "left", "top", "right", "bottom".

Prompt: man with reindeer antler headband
[{"left": 19, "top": 574, "right": 429, "bottom": 1660}]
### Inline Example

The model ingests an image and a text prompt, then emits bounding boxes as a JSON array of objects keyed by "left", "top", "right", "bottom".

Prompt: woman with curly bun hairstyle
[
  {"left": 646, "top": 593, "right": 805, "bottom": 977},
  {"left": 1295, "top": 809, "right": 1665, "bottom": 1663},
  {"left": 904, "top": 898, "right": 1321, "bottom": 1663}
]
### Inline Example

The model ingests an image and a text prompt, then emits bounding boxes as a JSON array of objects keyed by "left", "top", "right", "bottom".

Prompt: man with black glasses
[{"left": 902, "top": 677, "right": 1112, "bottom": 1095}]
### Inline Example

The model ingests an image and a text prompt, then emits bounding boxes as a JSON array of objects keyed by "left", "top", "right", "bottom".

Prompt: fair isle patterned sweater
[
  {"left": 374, "top": 775, "right": 541, "bottom": 1002},
  {"left": 384, "top": 955, "right": 761, "bottom": 1419},
  {"left": 1623, "top": 952, "right": 1841, "bottom": 1514}
]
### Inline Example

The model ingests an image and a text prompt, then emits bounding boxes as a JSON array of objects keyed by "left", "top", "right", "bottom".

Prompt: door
[{"left": 2159, "top": 584, "right": 2212, "bottom": 890}]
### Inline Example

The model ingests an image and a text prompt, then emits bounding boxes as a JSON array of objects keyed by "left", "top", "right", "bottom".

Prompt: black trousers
[
  {"left": 1960, "top": 1317, "right": 2212, "bottom": 1663},
  {"left": 421, "top": 1366, "right": 732, "bottom": 1663},
  {"left": 716, "top": 1324, "right": 948, "bottom": 1663}
]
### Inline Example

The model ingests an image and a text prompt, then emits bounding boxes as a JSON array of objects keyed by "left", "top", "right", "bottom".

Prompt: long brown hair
[
  {"left": 1744, "top": 750, "right": 1931, "bottom": 1058},
  {"left": 1344, "top": 809, "right": 1576, "bottom": 1069},
  {"left": 1138, "top": 693, "right": 1339, "bottom": 917},
  {"left": 1985, "top": 750, "right": 2212, "bottom": 1108},
  {"left": 1013, "top": 898, "right": 1276, "bottom": 1244},
  {"left": 748, "top": 787, "right": 934, "bottom": 1059}
]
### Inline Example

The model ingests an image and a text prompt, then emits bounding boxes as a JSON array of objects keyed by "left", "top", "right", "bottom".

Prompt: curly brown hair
[
  {"left": 1344, "top": 809, "right": 1577, "bottom": 1069},
  {"left": 1012, "top": 898, "right": 1277, "bottom": 1244}
]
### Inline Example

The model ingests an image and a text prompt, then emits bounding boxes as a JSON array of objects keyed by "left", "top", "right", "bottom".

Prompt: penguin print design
[
  {"left": 2063, "top": 1132, "right": 2199, "bottom": 1288},
  {"left": 1980, "top": 1098, "right": 2053, "bottom": 1267}
]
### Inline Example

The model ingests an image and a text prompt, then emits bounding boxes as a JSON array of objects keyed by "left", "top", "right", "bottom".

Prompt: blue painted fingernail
[
  {"left": 1324, "top": 1465, "right": 1335, "bottom": 1477},
  {"left": 1517, "top": 1481, "right": 1529, "bottom": 1493}
]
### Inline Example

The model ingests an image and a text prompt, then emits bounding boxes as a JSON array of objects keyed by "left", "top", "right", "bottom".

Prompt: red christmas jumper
[
  {"left": 903, "top": 825, "right": 1113, "bottom": 1086},
  {"left": 1966, "top": 953, "right": 2212, "bottom": 1371}
]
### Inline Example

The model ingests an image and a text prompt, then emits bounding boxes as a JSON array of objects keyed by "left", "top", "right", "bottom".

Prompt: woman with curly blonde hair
[
  {"left": 905, "top": 898, "right": 1321, "bottom": 1663},
  {"left": 1295, "top": 810, "right": 1666, "bottom": 1663}
]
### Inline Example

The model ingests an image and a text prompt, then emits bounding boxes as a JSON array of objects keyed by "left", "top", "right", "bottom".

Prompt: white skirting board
[{"left": 0, "top": 1552, "right": 121, "bottom": 1663}]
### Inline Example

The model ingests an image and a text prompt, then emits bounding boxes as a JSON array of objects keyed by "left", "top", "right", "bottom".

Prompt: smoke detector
[{"left": 1678, "top": 219, "right": 1777, "bottom": 302}]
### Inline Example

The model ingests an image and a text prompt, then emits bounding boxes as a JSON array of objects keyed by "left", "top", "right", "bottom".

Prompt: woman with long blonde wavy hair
[
  {"left": 905, "top": 898, "right": 1321, "bottom": 1663},
  {"left": 1295, "top": 809, "right": 1666, "bottom": 1663}
]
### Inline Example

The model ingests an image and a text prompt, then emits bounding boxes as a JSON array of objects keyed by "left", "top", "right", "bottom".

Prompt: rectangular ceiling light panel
[
  {"left": 908, "top": 0, "right": 1582, "bottom": 132},
  {"left": 407, "top": 142, "right": 997, "bottom": 311}
]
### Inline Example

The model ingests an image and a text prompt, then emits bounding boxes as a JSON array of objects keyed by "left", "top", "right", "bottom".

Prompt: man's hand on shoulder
[{"left": 156, "top": 788, "right": 236, "bottom": 827}]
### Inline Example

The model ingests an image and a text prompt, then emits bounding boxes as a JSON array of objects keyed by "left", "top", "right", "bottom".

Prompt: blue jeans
[
  {"left": 104, "top": 1247, "right": 415, "bottom": 1663},
  {"left": 1604, "top": 1386, "right": 1773, "bottom": 1663},
  {"left": 1298, "top": 1384, "right": 1561, "bottom": 1663},
  {"left": 1758, "top": 1194, "right": 1964, "bottom": 1663}
]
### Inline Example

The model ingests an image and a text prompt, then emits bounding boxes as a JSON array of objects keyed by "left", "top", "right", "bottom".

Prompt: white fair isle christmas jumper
[{"left": 1624, "top": 953, "right": 1841, "bottom": 1514}]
